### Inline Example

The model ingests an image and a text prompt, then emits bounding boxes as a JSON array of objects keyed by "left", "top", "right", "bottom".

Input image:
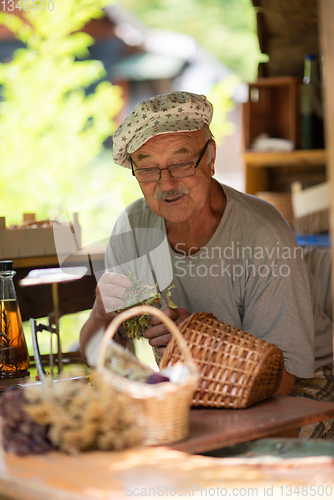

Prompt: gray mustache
[{"left": 154, "top": 187, "right": 190, "bottom": 201}]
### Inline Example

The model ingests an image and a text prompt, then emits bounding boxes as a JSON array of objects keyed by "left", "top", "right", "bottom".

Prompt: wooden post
[{"left": 319, "top": 0, "right": 334, "bottom": 363}]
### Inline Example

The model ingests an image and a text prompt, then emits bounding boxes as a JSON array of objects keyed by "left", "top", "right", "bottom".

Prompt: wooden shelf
[
  {"left": 243, "top": 149, "right": 328, "bottom": 195},
  {"left": 243, "top": 149, "right": 327, "bottom": 168}
]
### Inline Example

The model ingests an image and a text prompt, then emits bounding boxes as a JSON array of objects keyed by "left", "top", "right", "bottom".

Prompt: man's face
[{"left": 130, "top": 129, "right": 216, "bottom": 225}]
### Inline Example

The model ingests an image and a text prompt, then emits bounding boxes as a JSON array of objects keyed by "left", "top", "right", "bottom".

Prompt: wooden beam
[{"left": 319, "top": 0, "right": 334, "bottom": 360}]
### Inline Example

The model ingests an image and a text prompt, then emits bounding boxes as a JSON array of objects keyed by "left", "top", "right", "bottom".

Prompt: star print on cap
[{"left": 112, "top": 91, "right": 213, "bottom": 168}]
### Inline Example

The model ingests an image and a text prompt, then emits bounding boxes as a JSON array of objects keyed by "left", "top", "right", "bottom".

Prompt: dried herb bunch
[
  {"left": 0, "top": 308, "right": 14, "bottom": 369},
  {"left": 0, "top": 387, "right": 54, "bottom": 456},
  {"left": 0, "top": 373, "right": 141, "bottom": 455},
  {"left": 117, "top": 273, "right": 176, "bottom": 339}
]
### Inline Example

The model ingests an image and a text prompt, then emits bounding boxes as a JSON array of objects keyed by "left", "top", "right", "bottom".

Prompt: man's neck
[{"left": 166, "top": 181, "right": 226, "bottom": 255}]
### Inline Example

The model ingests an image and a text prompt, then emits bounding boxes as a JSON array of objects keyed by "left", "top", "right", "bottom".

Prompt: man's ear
[{"left": 209, "top": 140, "right": 216, "bottom": 176}]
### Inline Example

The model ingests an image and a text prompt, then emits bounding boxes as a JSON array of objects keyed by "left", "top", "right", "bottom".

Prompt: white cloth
[{"left": 105, "top": 183, "right": 333, "bottom": 378}]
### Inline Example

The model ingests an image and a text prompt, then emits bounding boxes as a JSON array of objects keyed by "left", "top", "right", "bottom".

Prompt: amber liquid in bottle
[{"left": 0, "top": 299, "right": 30, "bottom": 378}]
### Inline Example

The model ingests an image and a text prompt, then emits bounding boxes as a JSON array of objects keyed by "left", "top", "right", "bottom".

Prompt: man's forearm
[
  {"left": 275, "top": 367, "right": 296, "bottom": 395},
  {"left": 79, "top": 301, "right": 114, "bottom": 363}
]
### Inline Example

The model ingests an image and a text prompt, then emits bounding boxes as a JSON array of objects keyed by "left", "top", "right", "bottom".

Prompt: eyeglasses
[{"left": 131, "top": 140, "right": 211, "bottom": 183}]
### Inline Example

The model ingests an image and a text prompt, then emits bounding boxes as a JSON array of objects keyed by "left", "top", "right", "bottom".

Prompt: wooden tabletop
[
  {"left": 0, "top": 396, "right": 334, "bottom": 499},
  {"left": 174, "top": 395, "right": 334, "bottom": 454},
  {"left": 1, "top": 443, "right": 334, "bottom": 500}
]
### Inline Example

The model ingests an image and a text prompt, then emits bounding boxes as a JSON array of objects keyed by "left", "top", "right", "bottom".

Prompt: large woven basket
[
  {"left": 97, "top": 305, "right": 199, "bottom": 445},
  {"left": 294, "top": 209, "right": 329, "bottom": 234},
  {"left": 256, "top": 191, "right": 294, "bottom": 228},
  {"left": 160, "top": 312, "right": 284, "bottom": 409}
]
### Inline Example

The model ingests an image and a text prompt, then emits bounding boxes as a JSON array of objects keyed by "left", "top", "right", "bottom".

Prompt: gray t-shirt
[{"left": 105, "top": 183, "right": 333, "bottom": 378}]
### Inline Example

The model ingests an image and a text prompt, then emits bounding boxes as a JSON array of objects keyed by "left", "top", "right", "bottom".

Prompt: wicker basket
[
  {"left": 97, "top": 305, "right": 199, "bottom": 445},
  {"left": 160, "top": 312, "right": 284, "bottom": 409},
  {"left": 294, "top": 209, "right": 329, "bottom": 234},
  {"left": 256, "top": 191, "right": 294, "bottom": 228}
]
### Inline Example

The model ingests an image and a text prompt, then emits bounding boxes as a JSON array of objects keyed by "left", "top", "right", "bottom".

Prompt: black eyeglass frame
[{"left": 131, "top": 139, "right": 211, "bottom": 183}]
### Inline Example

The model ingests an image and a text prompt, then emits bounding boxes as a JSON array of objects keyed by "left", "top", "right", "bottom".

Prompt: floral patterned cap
[{"left": 112, "top": 91, "right": 213, "bottom": 168}]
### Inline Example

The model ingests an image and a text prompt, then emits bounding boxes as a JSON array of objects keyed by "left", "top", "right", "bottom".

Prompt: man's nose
[{"left": 158, "top": 167, "right": 178, "bottom": 186}]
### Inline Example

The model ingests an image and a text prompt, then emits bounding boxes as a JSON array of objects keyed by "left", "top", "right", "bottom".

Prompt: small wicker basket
[
  {"left": 160, "top": 312, "right": 284, "bottom": 409},
  {"left": 97, "top": 305, "right": 199, "bottom": 445}
]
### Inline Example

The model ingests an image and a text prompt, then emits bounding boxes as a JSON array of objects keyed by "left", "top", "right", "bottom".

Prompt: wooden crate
[
  {"left": 0, "top": 213, "right": 81, "bottom": 260},
  {"left": 242, "top": 76, "right": 301, "bottom": 150}
]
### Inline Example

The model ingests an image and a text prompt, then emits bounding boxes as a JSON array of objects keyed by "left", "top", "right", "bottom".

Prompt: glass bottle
[
  {"left": 300, "top": 54, "right": 324, "bottom": 150},
  {"left": 0, "top": 260, "right": 29, "bottom": 378}
]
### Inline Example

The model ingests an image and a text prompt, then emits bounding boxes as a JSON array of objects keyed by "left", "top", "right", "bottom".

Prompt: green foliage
[
  {"left": 208, "top": 76, "right": 239, "bottom": 145},
  {"left": 0, "top": 0, "right": 129, "bottom": 226},
  {"left": 119, "top": 0, "right": 267, "bottom": 82}
]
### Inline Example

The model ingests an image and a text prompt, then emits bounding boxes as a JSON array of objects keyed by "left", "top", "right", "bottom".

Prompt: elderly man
[{"left": 80, "top": 91, "right": 333, "bottom": 418}]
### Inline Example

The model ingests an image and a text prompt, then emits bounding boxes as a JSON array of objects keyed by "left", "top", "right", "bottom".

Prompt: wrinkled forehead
[{"left": 131, "top": 129, "right": 206, "bottom": 159}]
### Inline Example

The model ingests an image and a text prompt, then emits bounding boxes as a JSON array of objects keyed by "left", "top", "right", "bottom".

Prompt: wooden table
[
  {"left": 0, "top": 395, "right": 334, "bottom": 499},
  {"left": 0, "top": 443, "right": 334, "bottom": 500},
  {"left": 174, "top": 395, "right": 334, "bottom": 454}
]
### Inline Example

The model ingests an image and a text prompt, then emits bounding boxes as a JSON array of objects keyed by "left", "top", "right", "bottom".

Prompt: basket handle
[{"left": 96, "top": 305, "right": 196, "bottom": 372}]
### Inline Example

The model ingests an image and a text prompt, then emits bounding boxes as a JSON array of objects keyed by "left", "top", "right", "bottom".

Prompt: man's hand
[
  {"left": 95, "top": 272, "right": 132, "bottom": 322},
  {"left": 143, "top": 307, "right": 191, "bottom": 357}
]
